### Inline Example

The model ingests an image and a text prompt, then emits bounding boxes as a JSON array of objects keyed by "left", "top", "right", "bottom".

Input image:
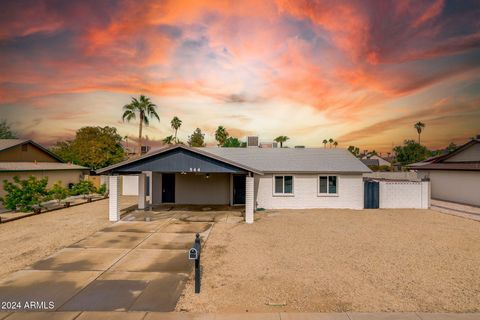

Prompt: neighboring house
[
  {"left": 361, "top": 155, "right": 392, "bottom": 167},
  {"left": 409, "top": 136, "right": 480, "bottom": 207},
  {"left": 97, "top": 144, "right": 371, "bottom": 223},
  {"left": 361, "top": 158, "right": 379, "bottom": 167},
  {"left": 0, "top": 139, "right": 89, "bottom": 197}
]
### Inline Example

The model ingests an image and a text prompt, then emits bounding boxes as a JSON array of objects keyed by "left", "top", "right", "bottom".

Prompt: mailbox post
[{"left": 188, "top": 233, "right": 201, "bottom": 293}]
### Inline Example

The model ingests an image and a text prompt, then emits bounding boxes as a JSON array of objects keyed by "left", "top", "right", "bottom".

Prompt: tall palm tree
[
  {"left": 122, "top": 95, "right": 160, "bottom": 155},
  {"left": 215, "top": 126, "right": 229, "bottom": 147},
  {"left": 328, "top": 138, "right": 334, "bottom": 148},
  {"left": 333, "top": 141, "right": 338, "bottom": 148},
  {"left": 170, "top": 116, "right": 182, "bottom": 143},
  {"left": 414, "top": 121, "right": 425, "bottom": 144},
  {"left": 322, "top": 139, "right": 328, "bottom": 148},
  {"left": 274, "top": 136, "right": 289, "bottom": 148}
]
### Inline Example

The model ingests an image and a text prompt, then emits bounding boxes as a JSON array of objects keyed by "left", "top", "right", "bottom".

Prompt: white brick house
[{"left": 97, "top": 145, "right": 371, "bottom": 223}]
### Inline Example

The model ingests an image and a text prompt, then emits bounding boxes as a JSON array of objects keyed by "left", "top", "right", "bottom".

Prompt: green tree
[
  {"left": 122, "top": 95, "right": 160, "bottom": 155},
  {"left": 274, "top": 136, "right": 289, "bottom": 148},
  {"left": 414, "top": 121, "right": 426, "bottom": 144},
  {"left": 162, "top": 135, "right": 175, "bottom": 145},
  {"left": 328, "top": 138, "right": 334, "bottom": 148},
  {"left": 188, "top": 128, "right": 206, "bottom": 147},
  {"left": 222, "top": 137, "right": 242, "bottom": 147},
  {"left": 0, "top": 176, "right": 49, "bottom": 211},
  {"left": 322, "top": 139, "right": 328, "bottom": 148},
  {"left": 215, "top": 126, "right": 229, "bottom": 147},
  {"left": 0, "top": 119, "right": 16, "bottom": 139},
  {"left": 348, "top": 145, "right": 361, "bottom": 157},
  {"left": 333, "top": 141, "right": 338, "bottom": 148},
  {"left": 446, "top": 142, "right": 457, "bottom": 153},
  {"left": 170, "top": 116, "right": 182, "bottom": 143},
  {"left": 70, "top": 180, "right": 97, "bottom": 198},
  {"left": 393, "top": 140, "right": 431, "bottom": 165},
  {"left": 51, "top": 126, "right": 126, "bottom": 170}
]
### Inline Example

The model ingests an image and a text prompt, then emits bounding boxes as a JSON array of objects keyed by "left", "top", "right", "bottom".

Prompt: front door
[
  {"left": 233, "top": 175, "right": 246, "bottom": 205},
  {"left": 162, "top": 174, "right": 175, "bottom": 203}
]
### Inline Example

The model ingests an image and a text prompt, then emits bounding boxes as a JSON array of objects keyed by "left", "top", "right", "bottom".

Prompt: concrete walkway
[
  {"left": 431, "top": 199, "right": 480, "bottom": 222},
  {"left": 0, "top": 208, "right": 243, "bottom": 312},
  {"left": 0, "top": 312, "right": 479, "bottom": 319}
]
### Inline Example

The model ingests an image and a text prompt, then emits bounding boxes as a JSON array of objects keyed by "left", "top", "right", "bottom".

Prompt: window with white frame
[
  {"left": 274, "top": 175, "right": 293, "bottom": 195},
  {"left": 319, "top": 176, "right": 338, "bottom": 195}
]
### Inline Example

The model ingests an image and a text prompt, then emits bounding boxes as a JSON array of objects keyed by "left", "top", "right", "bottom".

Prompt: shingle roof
[
  {"left": 0, "top": 162, "right": 89, "bottom": 172},
  {"left": 361, "top": 158, "right": 380, "bottom": 166},
  {"left": 199, "top": 147, "right": 371, "bottom": 173}
]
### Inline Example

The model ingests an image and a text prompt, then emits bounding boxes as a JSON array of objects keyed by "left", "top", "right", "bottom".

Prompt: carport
[{"left": 96, "top": 145, "right": 260, "bottom": 223}]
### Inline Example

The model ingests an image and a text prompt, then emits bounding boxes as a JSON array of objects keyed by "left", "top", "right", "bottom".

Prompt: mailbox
[{"left": 189, "top": 248, "right": 198, "bottom": 260}]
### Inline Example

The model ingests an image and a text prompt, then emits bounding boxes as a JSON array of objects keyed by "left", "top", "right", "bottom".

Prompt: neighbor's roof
[
  {"left": 0, "top": 139, "right": 64, "bottom": 162},
  {"left": 200, "top": 147, "right": 371, "bottom": 173},
  {"left": 360, "top": 158, "right": 380, "bottom": 166},
  {"left": 409, "top": 138, "right": 480, "bottom": 171},
  {"left": 0, "top": 162, "right": 89, "bottom": 172}
]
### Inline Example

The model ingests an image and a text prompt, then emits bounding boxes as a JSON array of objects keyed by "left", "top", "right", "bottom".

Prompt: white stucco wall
[
  {"left": 424, "top": 170, "right": 480, "bottom": 206},
  {"left": 254, "top": 173, "right": 364, "bottom": 209},
  {"left": 121, "top": 175, "right": 138, "bottom": 196},
  {"left": 379, "top": 181, "right": 430, "bottom": 209},
  {"left": 175, "top": 173, "right": 230, "bottom": 205}
]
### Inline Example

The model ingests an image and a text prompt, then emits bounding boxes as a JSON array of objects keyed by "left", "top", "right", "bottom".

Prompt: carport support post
[
  {"left": 245, "top": 175, "right": 254, "bottom": 224},
  {"left": 138, "top": 173, "right": 146, "bottom": 210},
  {"left": 108, "top": 175, "right": 120, "bottom": 221}
]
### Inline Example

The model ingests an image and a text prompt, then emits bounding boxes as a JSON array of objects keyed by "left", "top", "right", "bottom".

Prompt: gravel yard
[
  {"left": 177, "top": 209, "right": 480, "bottom": 313},
  {"left": 0, "top": 196, "right": 137, "bottom": 280}
]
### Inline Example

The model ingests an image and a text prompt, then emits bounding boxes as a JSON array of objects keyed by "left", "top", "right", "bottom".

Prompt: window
[
  {"left": 274, "top": 175, "right": 294, "bottom": 195},
  {"left": 319, "top": 176, "right": 338, "bottom": 195}
]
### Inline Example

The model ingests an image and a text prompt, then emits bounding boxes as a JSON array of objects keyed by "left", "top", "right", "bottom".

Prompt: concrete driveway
[{"left": 0, "top": 208, "right": 243, "bottom": 313}]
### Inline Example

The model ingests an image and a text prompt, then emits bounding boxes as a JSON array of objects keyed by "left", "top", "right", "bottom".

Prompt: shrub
[
  {"left": 70, "top": 180, "right": 97, "bottom": 197},
  {"left": 0, "top": 176, "right": 49, "bottom": 212},
  {"left": 50, "top": 181, "right": 69, "bottom": 203},
  {"left": 97, "top": 183, "right": 107, "bottom": 196}
]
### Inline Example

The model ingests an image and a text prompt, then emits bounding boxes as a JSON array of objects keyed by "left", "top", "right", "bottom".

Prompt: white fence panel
[{"left": 379, "top": 181, "right": 430, "bottom": 209}]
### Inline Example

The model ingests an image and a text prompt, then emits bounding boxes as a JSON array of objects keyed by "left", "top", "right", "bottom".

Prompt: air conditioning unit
[{"left": 247, "top": 136, "right": 259, "bottom": 147}]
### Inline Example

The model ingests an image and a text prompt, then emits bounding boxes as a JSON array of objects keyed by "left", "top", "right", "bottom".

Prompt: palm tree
[
  {"left": 414, "top": 121, "right": 425, "bottom": 144},
  {"left": 274, "top": 136, "right": 289, "bottom": 148},
  {"left": 322, "top": 139, "right": 328, "bottom": 148},
  {"left": 215, "top": 126, "right": 229, "bottom": 147},
  {"left": 162, "top": 135, "right": 175, "bottom": 145},
  {"left": 122, "top": 95, "right": 160, "bottom": 155},
  {"left": 333, "top": 141, "right": 338, "bottom": 148},
  {"left": 328, "top": 138, "right": 334, "bottom": 148},
  {"left": 170, "top": 116, "right": 182, "bottom": 143}
]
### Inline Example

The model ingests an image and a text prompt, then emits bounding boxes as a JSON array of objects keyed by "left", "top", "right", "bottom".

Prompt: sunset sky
[{"left": 1, "top": 0, "right": 479, "bottom": 152}]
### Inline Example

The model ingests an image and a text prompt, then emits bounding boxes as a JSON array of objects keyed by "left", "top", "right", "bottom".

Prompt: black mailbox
[{"left": 189, "top": 248, "right": 198, "bottom": 260}]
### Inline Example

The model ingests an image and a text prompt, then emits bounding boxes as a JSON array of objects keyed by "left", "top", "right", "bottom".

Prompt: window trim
[
  {"left": 318, "top": 175, "right": 339, "bottom": 197},
  {"left": 273, "top": 175, "right": 294, "bottom": 196}
]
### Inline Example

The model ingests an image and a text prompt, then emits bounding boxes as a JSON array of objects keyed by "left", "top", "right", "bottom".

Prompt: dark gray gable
[{"left": 111, "top": 148, "right": 248, "bottom": 174}]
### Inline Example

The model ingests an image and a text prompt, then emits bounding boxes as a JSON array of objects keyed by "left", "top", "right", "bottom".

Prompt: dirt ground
[
  {"left": 0, "top": 196, "right": 137, "bottom": 280},
  {"left": 177, "top": 209, "right": 480, "bottom": 313}
]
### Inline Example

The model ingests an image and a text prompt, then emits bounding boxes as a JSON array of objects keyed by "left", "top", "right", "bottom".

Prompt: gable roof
[
  {"left": 96, "top": 144, "right": 263, "bottom": 175},
  {"left": 200, "top": 147, "right": 370, "bottom": 173},
  {"left": 361, "top": 158, "right": 380, "bottom": 167},
  {"left": 0, "top": 139, "right": 64, "bottom": 162},
  {"left": 97, "top": 145, "right": 370, "bottom": 174}
]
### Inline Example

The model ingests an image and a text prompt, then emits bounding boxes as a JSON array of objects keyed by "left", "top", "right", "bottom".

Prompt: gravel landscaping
[
  {"left": 0, "top": 196, "right": 137, "bottom": 280},
  {"left": 177, "top": 208, "right": 480, "bottom": 313}
]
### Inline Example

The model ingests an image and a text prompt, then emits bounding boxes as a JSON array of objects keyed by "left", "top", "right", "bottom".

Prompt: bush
[
  {"left": 0, "top": 176, "right": 49, "bottom": 212},
  {"left": 70, "top": 180, "right": 97, "bottom": 197},
  {"left": 50, "top": 181, "right": 69, "bottom": 203},
  {"left": 97, "top": 183, "right": 107, "bottom": 196}
]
